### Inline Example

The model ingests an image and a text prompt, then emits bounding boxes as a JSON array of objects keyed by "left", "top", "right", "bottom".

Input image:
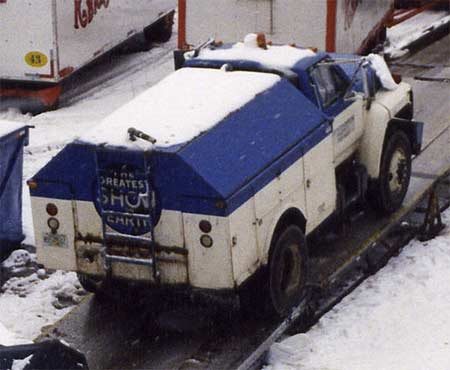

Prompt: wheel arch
[
  {"left": 268, "top": 207, "right": 307, "bottom": 260},
  {"left": 386, "top": 118, "right": 422, "bottom": 155}
]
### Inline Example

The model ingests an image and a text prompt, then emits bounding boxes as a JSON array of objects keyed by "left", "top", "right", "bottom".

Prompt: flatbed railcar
[{"left": 28, "top": 34, "right": 423, "bottom": 316}]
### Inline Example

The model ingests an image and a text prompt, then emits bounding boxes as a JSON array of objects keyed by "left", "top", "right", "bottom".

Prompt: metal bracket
[{"left": 418, "top": 188, "right": 445, "bottom": 241}]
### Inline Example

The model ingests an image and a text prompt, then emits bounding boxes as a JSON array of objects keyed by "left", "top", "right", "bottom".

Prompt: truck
[
  {"left": 0, "top": 0, "right": 175, "bottom": 113},
  {"left": 28, "top": 34, "right": 422, "bottom": 316},
  {"left": 178, "top": 0, "right": 393, "bottom": 54}
]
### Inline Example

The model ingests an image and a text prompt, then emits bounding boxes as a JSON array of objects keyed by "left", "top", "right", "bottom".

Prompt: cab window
[{"left": 310, "top": 64, "right": 347, "bottom": 108}]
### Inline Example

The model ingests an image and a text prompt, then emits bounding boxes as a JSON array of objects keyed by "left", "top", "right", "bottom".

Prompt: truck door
[
  {"left": 309, "top": 63, "right": 365, "bottom": 166},
  {"left": 303, "top": 124, "right": 336, "bottom": 234}
]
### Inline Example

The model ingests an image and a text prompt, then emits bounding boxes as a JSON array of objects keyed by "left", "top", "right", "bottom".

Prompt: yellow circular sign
[{"left": 25, "top": 51, "right": 48, "bottom": 68}]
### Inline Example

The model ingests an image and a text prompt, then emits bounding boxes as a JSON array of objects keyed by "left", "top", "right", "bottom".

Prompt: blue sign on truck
[{"left": 0, "top": 121, "right": 29, "bottom": 260}]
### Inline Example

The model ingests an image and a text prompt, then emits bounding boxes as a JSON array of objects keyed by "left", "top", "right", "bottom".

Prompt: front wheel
[
  {"left": 268, "top": 225, "right": 308, "bottom": 317},
  {"left": 370, "top": 130, "right": 412, "bottom": 214}
]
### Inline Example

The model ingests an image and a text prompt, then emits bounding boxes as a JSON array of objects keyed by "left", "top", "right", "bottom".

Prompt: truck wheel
[
  {"left": 269, "top": 225, "right": 308, "bottom": 317},
  {"left": 371, "top": 130, "right": 412, "bottom": 214}
]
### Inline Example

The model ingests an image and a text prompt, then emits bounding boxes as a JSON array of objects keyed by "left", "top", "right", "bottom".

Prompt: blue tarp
[{"left": 0, "top": 122, "right": 29, "bottom": 258}]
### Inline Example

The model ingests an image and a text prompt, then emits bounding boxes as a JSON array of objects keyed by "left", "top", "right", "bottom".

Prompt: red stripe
[
  {"left": 178, "top": 0, "right": 187, "bottom": 49},
  {"left": 326, "top": 0, "right": 337, "bottom": 52}
]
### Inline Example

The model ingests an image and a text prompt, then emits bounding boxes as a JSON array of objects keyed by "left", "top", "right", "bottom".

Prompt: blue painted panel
[
  {"left": 0, "top": 126, "right": 28, "bottom": 251},
  {"left": 179, "top": 79, "right": 328, "bottom": 199}
]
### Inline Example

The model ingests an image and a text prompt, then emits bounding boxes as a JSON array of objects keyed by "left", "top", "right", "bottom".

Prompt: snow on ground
[
  {"left": 267, "top": 208, "right": 450, "bottom": 370},
  {"left": 0, "top": 250, "right": 87, "bottom": 346},
  {"left": 385, "top": 10, "right": 450, "bottom": 58}
]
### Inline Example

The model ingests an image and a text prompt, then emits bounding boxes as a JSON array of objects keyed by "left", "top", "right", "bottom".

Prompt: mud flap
[{"left": 0, "top": 340, "right": 88, "bottom": 370}]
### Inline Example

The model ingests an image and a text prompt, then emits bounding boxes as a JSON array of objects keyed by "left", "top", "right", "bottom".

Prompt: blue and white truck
[{"left": 28, "top": 34, "right": 422, "bottom": 316}]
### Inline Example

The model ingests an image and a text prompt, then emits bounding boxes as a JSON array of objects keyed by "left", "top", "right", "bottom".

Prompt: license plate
[{"left": 43, "top": 233, "right": 68, "bottom": 248}]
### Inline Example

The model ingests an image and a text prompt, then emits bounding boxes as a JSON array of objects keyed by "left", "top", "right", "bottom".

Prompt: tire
[
  {"left": 370, "top": 130, "right": 412, "bottom": 214},
  {"left": 268, "top": 225, "right": 308, "bottom": 317}
]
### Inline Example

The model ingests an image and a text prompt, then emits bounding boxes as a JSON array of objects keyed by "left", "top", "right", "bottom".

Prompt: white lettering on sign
[{"left": 99, "top": 170, "right": 152, "bottom": 232}]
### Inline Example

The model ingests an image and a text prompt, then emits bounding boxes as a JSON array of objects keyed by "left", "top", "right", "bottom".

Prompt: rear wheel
[
  {"left": 268, "top": 225, "right": 308, "bottom": 317},
  {"left": 370, "top": 130, "right": 412, "bottom": 214}
]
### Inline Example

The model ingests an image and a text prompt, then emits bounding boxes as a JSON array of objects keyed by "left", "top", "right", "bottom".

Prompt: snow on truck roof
[
  {"left": 80, "top": 67, "right": 280, "bottom": 150},
  {"left": 186, "top": 33, "right": 316, "bottom": 69}
]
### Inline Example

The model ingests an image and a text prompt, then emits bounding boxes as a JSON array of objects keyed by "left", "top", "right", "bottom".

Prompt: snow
[
  {"left": 0, "top": 249, "right": 86, "bottom": 346},
  {"left": 0, "top": 119, "right": 27, "bottom": 137},
  {"left": 11, "top": 355, "right": 33, "bottom": 370},
  {"left": 267, "top": 208, "right": 450, "bottom": 370},
  {"left": 0, "top": 268, "right": 85, "bottom": 345},
  {"left": 385, "top": 10, "right": 450, "bottom": 58},
  {"left": 187, "top": 33, "right": 316, "bottom": 69},
  {"left": 80, "top": 67, "right": 280, "bottom": 149},
  {"left": 367, "top": 54, "right": 398, "bottom": 90}
]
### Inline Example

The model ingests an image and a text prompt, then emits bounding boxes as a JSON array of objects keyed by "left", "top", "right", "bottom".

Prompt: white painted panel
[
  {"left": 335, "top": 0, "right": 392, "bottom": 53},
  {"left": 252, "top": 157, "right": 307, "bottom": 262},
  {"left": 0, "top": 0, "right": 54, "bottom": 80},
  {"left": 31, "top": 197, "right": 77, "bottom": 271},
  {"left": 332, "top": 99, "right": 364, "bottom": 166},
  {"left": 56, "top": 0, "right": 175, "bottom": 77},
  {"left": 271, "top": 0, "right": 327, "bottom": 49},
  {"left": 304, "top": 135, "right": 336, "bottom": 233},
  {"left": 185, "top": 0, "right": 327, "bottom": 49},
  {"left": 229, "top": 199, "right": 259, "bottom": 286},
  {"left": 279, "top": 157, "right": 305, "bottom": 200},
  {"left": 254, "top": 176, "right": 280, "bottom": 219},
  {"left": 183, "top": 213, "right": 234, "bottom": 289},
  {"left": 256, "top": 188, "right": 308, "bottom": 265},
  {"left": 0, "top": 0, "right": 175, "bottom": 82},
  {"left": 185, "top": 0, "right": 272, "bottom": 46}
]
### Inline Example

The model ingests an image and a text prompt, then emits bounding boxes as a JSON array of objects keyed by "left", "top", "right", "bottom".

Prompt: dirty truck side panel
[{"left": 31, "top": 196, "right": 77, "bottom": 271}]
